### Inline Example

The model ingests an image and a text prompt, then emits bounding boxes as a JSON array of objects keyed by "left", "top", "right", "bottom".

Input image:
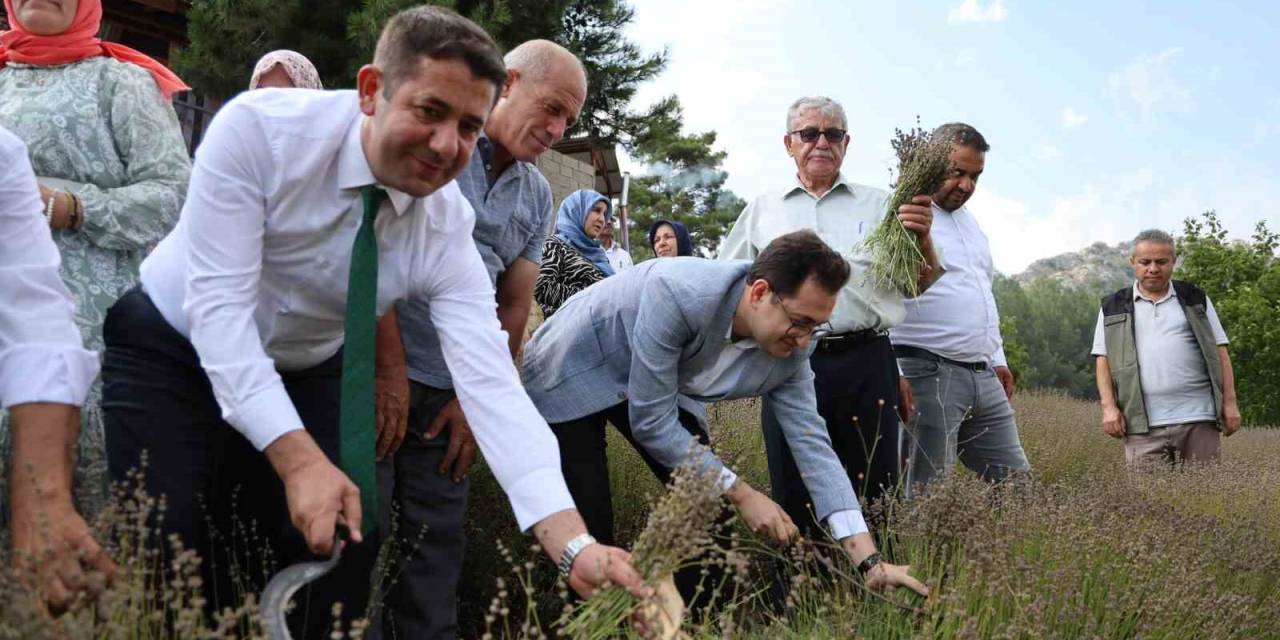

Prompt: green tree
[
  {"left": 1176, "top": 211, "right": 1280, "bottom": 426},
  {"left": 994, "top": 274, "right": 1099, "bottom": 398},
  {"left": 623, "top": 102, "right": 744, "bottom": 260}
]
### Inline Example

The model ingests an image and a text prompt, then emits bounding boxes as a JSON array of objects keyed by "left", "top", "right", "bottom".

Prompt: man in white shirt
[
  {"left": 890, "top": 123, "right": 1030, "bottom": 494},
  {"left": 1091, "top": 229, "right": 1241, "bottom": 464},
  {"left": 99, "top": 7, "right": 641, "bottom": 633},
  {"left": 719, "top": 96, "right": 941, "bottom": 535},
  {"left": 2, "top": 126, "right": 114, "bottom": 615},
  {"left": 600, "top": 220, "right": 634, "bottom": 272}
]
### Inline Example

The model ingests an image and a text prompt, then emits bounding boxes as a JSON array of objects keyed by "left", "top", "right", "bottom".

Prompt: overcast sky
[{"left": 619, "top": 0, "right": 1280, "bottom": 273}]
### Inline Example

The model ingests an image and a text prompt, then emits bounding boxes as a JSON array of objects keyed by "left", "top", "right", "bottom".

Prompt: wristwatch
[
  {"left": 557, "top": 533, "right": 598, "bottom": 578},
  {"left": 856, "top": 552, "right": 882, "bottom": 576}
]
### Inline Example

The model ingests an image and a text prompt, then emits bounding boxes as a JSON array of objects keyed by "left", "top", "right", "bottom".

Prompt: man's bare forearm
[
  {"left": 497, "top": 302, "right": 531, "bottom": 359},
  {"left": 8, "top": 403, "right": 79, "bottom": 514},
  {"left": 375, "top": 307, "right": 407, "bottom": 372},
  {"left": 1095, "top": 356, "right": 1117, "bottom": 408},
  {"left": 1217, "top": 346, "right": 1238, "bottom": 403}
]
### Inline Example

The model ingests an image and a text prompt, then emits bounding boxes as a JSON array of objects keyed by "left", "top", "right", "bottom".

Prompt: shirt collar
[
  {"left": 784, "top": 172, "right": 852, "bottom": 201},
  {"left": 335, "top": 111, "right": 414, "bottom": 217},
  {"left": 1132, "top": 280, "right": 1176, "bottom": 304}
]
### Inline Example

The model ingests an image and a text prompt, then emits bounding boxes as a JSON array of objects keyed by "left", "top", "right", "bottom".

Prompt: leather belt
[
  {"left": 895, "top": 345, "right": 988, "bottom": 371},
  {"left": 815, "top": 328, "right": 886, "bottom": 354}
]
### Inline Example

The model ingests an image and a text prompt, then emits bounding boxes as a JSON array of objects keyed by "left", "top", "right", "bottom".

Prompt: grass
[{"left": 4, "top": 391, "right": 1279, "bottom": 638}]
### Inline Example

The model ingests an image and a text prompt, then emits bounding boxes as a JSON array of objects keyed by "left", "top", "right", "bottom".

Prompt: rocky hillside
[{"left": 1014, "top": 241, "right": 1132, "bottom": 293}]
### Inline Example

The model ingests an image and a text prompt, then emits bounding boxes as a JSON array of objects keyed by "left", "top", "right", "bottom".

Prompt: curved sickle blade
[{"left": 260, "top": 526, "right": 348, "bottom": 640}]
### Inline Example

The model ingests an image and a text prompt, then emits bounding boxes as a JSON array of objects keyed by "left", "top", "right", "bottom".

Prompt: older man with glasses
[{"left": 719, "top": 96, "right": 942, "bottom": 536}]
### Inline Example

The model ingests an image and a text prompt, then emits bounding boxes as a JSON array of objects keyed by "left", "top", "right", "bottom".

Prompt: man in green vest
[{"left": 1091, "top": 229, "right": 1242, "bottom": 464}]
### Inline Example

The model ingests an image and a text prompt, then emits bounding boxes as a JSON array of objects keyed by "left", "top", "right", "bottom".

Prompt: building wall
[{"left": 535, "top": 150, "right": 595, "bottom": 230}]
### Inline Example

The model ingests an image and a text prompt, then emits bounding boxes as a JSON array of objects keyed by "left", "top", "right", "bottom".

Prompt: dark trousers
[
  {"left": 373, "top": 383, "right": 468, "bottom": 640},
  {"left": 548, "top": 403, "right": 730, "bottom": 613},
  {"left": 762, "top": 335, "right": 901, "bottom": 536},
  {"left": 101, "top": 288, "right": 378, "bottom": 636}
]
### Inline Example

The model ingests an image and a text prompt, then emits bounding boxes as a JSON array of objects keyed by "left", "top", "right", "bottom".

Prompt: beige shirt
[{"left": 718, "top": 173, "right": 905, "bottom": 333}]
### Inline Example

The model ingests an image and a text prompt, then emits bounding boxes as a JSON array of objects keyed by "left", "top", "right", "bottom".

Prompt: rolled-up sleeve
[
  {"left": 181, "top": 103, "right": 304, "bottom": 451},
  {"left": 425, "top": 229, "right": 575, "bottom": 531},
  {"left": 0, "top": 133, "right": 99, "bottom": 409}
]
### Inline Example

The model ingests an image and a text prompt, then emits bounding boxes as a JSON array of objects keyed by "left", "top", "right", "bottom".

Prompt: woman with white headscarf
[{"left": 248, "top": 49, "right": 322, "bottom": 90}]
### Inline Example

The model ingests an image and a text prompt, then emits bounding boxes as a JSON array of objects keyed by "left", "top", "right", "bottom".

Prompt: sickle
[{"left": 260, "top": 525, "right": 349, "bottom": 640}]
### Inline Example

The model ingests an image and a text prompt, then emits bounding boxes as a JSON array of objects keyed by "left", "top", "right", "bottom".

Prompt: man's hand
[
  {"left": 425, "top": 398, "right": 479, "bottom": 482},
  {"left": 897, "top": 376, "right": 915, "bottom": 425},
  {"left": 532, "top": 509, "right": 651, "bottom": 600},
  {"left": 374, "top": 366, "right": 409, "bottom": 461},
  {"left": 897, "top": 195, "right": 935, "bottom": 238},
  {"left": 1101, "top": 405, "right": 1126, "bottom": 439},
  {"left": 1222, "top": 400, "right": 1242, "bottom": 436},
  {"left": 995, "top": 366, "right": 1015, "bottom": 400},
  {"left": 265, "top": 431, "right": 363, "bottom": 555},
  {"left": 726, "top": 480, "right": 798, "bottom": 544},
  {"left": 866, "top": 561, "right": 930, "bottom": 597},
  {"left": 9, "top": 402, "right": 116, "bottom": 614}
]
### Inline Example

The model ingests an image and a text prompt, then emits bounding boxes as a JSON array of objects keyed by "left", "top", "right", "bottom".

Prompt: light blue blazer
[{"left": 522, "top": 258, "right": 859, "bottom": 523}]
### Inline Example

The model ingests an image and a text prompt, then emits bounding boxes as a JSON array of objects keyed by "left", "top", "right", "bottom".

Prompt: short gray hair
[
  {"left": 504, "top": 39, "right": 586, "bottom": 87},
  {"left": 786, "top": 96, "right": 847, "bottom": 132},
  {"left": 1132, "top": 229, "right": 1176, "bottom": 254},
  {"left": 933, "top": 122, "right": 990, "bottom": 152}
]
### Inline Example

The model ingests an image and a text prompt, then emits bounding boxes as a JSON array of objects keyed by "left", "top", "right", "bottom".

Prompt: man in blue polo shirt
[{"left": 374, "top": 39, "right": 587, "bottom": 638}]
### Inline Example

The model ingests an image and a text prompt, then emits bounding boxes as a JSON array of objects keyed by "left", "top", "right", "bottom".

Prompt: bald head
[
  {"left": 504, "top": 39, "right": 587, "bottom": 90},
  {"left": 488, "top": 40, "right": 588, "bottom": 162}
]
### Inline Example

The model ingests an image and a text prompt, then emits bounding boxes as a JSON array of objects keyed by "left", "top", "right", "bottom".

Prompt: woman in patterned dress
[
  {"left": 535, "top": 189, "right": 615, "bottom": 317},
  {"left": 0, "top": 0, "right": 192, "bottom": 514}
]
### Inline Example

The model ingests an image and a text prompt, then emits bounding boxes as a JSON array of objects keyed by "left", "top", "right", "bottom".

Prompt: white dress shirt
[
  {"left": 139, "top": 89, "right": 571, "bottom": 530},
  {"left": 719, "top": 174, "right": 909, "bottom": 333},
  {"left": 890, "top": 203, "right": 1008, "bottom": 366},
  {"left": 0, "top": 127, "right": 99, "bottom": 409},
  {"left": 603, "top": 243, "right": 634, "bottom": 272}
]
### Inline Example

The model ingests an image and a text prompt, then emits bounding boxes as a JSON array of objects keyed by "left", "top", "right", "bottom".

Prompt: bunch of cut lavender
[
  {"left": 862, "top": 124, "right": 951, "bottom": 297},
  {"left": 560, "top": 453, "right": 723, "bottom": 640}
]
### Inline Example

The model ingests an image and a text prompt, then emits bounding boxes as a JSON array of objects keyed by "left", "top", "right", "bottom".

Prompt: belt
[
  {"left": 895, "top": 345, "right": 988, "bottom": 371},
  {"left": 815, "top": 328, "right": 887, "bottom": 354}
]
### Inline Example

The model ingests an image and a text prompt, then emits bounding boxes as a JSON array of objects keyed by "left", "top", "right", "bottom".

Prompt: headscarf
[
  {"left": 249, "top": 49, "right": 322, "bottom": 90},
  {"left": 0, "top": 0, "right": 190, "bottom": 98},
  {"left": 648, "top": 219, "right": 694, "bottom": 257},
  {"left": 554, "top": 189, "right": 615, "bottom": 276}
]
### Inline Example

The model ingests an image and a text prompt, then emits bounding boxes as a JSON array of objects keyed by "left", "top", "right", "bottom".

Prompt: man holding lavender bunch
[
  {"left": 890, "top": 123, "right": 1031, "bottom": 494},
  {"left": 718, "top": 96, "right": 943, "bottom": 533}
]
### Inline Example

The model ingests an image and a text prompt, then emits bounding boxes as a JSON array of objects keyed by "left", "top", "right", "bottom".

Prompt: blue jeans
[{"left": 900, "top": 357, "right": 1030, "bottom": 495}]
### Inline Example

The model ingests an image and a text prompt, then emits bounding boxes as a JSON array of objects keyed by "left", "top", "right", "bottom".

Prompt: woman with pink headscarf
[{"left": 0, "top": 0, "right": 192, "bottom": 515}]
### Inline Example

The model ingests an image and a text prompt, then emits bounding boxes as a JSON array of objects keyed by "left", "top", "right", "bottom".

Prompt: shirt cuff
[
  {"left": 0, "top": 344, "right": 99, "bottom": 409},
  {"left": 992, "top": 346, "right": 1008, "bottom": 368},
  {"left": 826, "top": 508, "right": 869, "bottom": 540},
  {"left": 717, "top": 466, "right": 739, "bottom": 493},
  {"left": 228, "top": 383, "right": 307, "bottom": 451},
  {"left": 501, "top": 465, "right": 577, "bottom": 532}
]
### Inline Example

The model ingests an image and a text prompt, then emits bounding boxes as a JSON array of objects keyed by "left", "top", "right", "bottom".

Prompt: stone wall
[{"left": 535, "top": 150, "right": 595, "bottom": 232}]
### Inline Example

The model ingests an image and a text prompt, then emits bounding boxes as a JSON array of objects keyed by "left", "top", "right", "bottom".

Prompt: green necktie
[{"left": 339, "top": 184, "right": 385, "bottom": 537}]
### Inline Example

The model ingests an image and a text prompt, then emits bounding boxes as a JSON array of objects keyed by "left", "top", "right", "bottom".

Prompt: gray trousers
[
  {"left": 900, "top": 356, "right": 1030, "bottom": 495},
  {"left": 373, "top": 382, "right": 468, "bottom": 640}
]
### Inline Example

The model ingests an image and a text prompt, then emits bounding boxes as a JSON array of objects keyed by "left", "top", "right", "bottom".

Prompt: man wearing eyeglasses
[
  {"left": 522, "top": 230, "right": 930, "bottom": 599},
  {"left": 719, "top": 97, "right": 942, "bottom": 535}
]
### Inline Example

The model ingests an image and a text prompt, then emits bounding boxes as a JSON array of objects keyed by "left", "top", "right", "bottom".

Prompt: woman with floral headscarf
[
  {"left": 534, "top": 189, "right": 614, "bottom": 317},
  {"left": 248, "top": 49, "right": 323, "bottom": 90},
  {"left": 0, "top": 0, "right": 192, "bottom": 514}
]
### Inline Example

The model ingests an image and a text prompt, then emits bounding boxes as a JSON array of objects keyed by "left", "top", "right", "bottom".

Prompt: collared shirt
[
  {"left": 397, "top": 133, "right": 553, "bottom": 388},
  {"left": 683, "top": 322, "right": 866, "bottom": 538},
  {"left": 603, "top": 243, "right": 634, "bottom": 272},
  {"left": 718, "top": 173, "right": 907, "bottom": 333},
  {"left": 890, "top": 203, "right": 1007, "bottom": 366},
  {"left": 1091, "top": 282, "right": 1229, "bottom": 427},
  {"left": 137, "top": 89, "right": 571, "bottom": 530},
  {"left": 0, "top": 127, "right": 99, "bottom": 409}
]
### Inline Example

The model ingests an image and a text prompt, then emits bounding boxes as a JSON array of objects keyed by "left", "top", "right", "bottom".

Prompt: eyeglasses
[
  {"left": 788, "top": 127, "right": 847, "bottom": 144},
  {"left": 772, "top": 294, "right": 834, "bottom": 340}
]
